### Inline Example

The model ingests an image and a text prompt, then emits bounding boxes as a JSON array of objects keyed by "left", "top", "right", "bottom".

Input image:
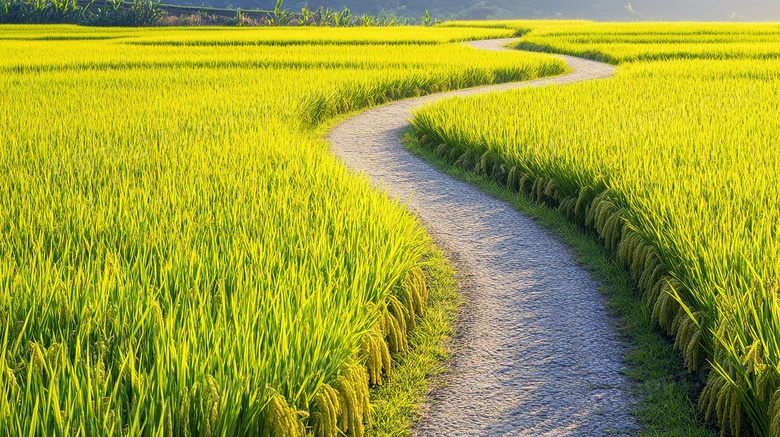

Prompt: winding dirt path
[{"left": 327, "top": 39, "right": 636, "bottom": 436}]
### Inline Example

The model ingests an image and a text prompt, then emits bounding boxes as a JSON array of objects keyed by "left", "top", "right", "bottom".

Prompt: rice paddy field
[
  {"left": 0, "top": 25, "right": 568, "bottom": 436},
  {"left": 413, "top": 21, "right": 780, "bottom": 437}
]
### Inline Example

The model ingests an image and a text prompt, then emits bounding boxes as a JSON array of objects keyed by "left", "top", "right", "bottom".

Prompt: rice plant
[
  {"left": 412, "top": 23, "right": 780, "bottom": 436},
  {"left": 0, "top": 25, "right": 565, "bottom": 436}
]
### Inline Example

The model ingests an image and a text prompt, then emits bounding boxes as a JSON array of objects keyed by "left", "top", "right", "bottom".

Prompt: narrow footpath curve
[{"left": 327, "top": 39, "right": 634, "bottom": 436}]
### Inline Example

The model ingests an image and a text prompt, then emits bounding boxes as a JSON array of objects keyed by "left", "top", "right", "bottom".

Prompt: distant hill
[{"left": 175, "top": 0, "right": 780, "bottom": 21}]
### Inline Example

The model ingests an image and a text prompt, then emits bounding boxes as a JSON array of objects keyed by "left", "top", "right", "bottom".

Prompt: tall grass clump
[{"left": 0, "top": 0, "right": 166, "bottom": 25}]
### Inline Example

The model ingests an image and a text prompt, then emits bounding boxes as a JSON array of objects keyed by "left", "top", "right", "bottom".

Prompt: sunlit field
[
  {"left": 0, "top": 25, "right": 567, "bottom": 436},
  {"left": 7, "top": 17, "right": 780, "bottom": 437},
  {"left": 414, "top": 21, "right": 780, "bottom": 437}
]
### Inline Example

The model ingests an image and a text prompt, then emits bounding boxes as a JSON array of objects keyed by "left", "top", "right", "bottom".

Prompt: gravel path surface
[{"left": 327, "top": 39, "right": 637, "bottom": 436}]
